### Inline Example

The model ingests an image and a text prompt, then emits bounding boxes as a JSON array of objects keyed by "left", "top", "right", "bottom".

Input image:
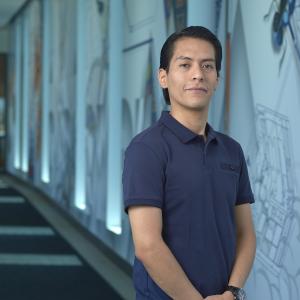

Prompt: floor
[{"left": 0, "top": 174, "right": 134, "bottom": 300}]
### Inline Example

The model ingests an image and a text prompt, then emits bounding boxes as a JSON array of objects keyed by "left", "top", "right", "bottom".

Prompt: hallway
[{"left": 0, "top": 175, "right": 132, "bottom": 300}]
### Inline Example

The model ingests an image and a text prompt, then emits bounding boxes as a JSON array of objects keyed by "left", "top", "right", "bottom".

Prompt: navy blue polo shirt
[{"left": 122, "top": 110, "right": 254, "bottom": 299}]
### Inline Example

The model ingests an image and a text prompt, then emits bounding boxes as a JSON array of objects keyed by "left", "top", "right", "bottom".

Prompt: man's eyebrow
[
  {"left": 175, "top": 56, "right": 192, "bottom": 61},
  {"left": 174, "top": 56, "right": 215, "bottom": 63},
  {"left": 201, "top": 58, "right": 215, "bottom": 63}
]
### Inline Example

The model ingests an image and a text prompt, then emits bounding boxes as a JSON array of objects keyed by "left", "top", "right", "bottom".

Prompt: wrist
[
  {"left": 225, "top": 285, "right": 247, "bottom": 300},
  {"left": 224, "top": 290, "right": 234, "bottom": 300},
  {"left": 182, "top": 288, "right": 203, "bottom": 300}
]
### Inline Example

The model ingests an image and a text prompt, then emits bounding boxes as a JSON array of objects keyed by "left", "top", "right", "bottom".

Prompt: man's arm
[
  {"left": 204, "top": 203, "right": 256, "bottom": 300},
  {"left": 228, "top": 203, "right": 256, "bottom": 287},
  {"left": 129, "top": 206, "right": 204, "bottom": 300}
]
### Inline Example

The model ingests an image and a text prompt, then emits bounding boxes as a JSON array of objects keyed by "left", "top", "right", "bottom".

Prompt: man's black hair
[{"left": 159, "top": 26, "right": 222, "bottom": 105}]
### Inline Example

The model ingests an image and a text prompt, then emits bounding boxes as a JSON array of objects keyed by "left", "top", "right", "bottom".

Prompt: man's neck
[{"left": 169, "top": 107, "right": 208, "bottom": 139}]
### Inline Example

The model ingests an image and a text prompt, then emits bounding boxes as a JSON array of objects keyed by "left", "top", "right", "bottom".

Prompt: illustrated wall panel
[
  {"left": 71, "top": 0, "right": 110, "bottom": 243},
  {"left": 46, "top": 0, "right": 76, "bottom": 206},
  {"left": 6, "top": 22, "right": 17, "bottom": 174},
  {"left": 83, "top": 0, "right": 109, "bottom": 225},
  {"left": 27, "top": 0, "right": 42, "bottom": 183},
  {"left": 227, "top": 1, "right": 300, "bottom": 299}
]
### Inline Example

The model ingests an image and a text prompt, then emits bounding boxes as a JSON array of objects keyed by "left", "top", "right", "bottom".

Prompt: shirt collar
[{"left": 159, "top": 110, "right": 218, "bottom": 144}]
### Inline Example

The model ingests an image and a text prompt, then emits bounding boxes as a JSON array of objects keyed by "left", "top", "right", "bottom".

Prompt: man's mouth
[{"left": 185, "top": 87, "right": 208, "bottom": 93}]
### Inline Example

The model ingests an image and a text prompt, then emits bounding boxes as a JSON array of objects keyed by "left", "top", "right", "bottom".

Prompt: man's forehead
[{"left": 171, "top": 38, "right": 215, "bottom": 59}]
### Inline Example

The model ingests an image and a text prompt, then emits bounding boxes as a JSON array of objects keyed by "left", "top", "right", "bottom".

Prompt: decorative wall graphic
[
  {"left": 136, "top": 43, "right": 157, "bottom": 133},
  {"left": 226, "top": 2, "right": 300, "bottom": 299},
  {"left": 27, "top": 0, "right": 42, "bottom": 182},
  {"left": 164, "top": 0, "right": 187, "bottom": 35},
  {"left": 264, "top": 0, "right": 300, "bottom": 72},
  {"left": 84, "top": 0, "right": 109, "bottom": 224},
  {"left": 6, "top": 23, "right": 17, "bottom": 173},
  {"left": 289, "top": 0, "right": 300, "bottom": 74},
  {"left": 0, "top": 53, "right": 7, "bottom": 168},
  {"left": 123, "top": 41, "right": 152, "bottom": 139},
  {"left": 247, "top": 104, "right": 300, "bottom": 299},
  {"left": 125, "top": 0, "right": 157, "bottom": 32},
  {"left": 250, "top": 104, "right": 297, "bottom": 274},
  {"left": 215, "top": 0, "right": 223, "bottom": 33},
  {"left": 48, "top": 0, "right": 76, "bottom": 206}
]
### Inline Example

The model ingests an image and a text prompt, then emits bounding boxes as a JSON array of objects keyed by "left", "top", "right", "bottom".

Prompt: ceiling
[{"left": 0, "top": 0, "right": 27, "bottom": 28}]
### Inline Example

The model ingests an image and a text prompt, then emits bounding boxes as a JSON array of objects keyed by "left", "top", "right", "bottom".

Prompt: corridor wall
[
  {"left": 6, "top": 0, "right": 189, "bottom": 264},
  {"left": 227, "top": 1, "right": 300, "bottom": 299}
]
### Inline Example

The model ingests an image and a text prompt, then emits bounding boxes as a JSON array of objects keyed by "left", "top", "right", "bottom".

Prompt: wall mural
[
  {"left": 83, "top": 0, "right": 109, "bottom": 230},
  {"left": 164, "top": 0, "right": 187, "bottom": 35},
  {"left": 27, "top": 0, "right": 42, "bottom": 183},
  {"left": 6, "top": 22, "right": 17, "bottom": 174},
  {"left": 264, "top": 0, "right": 300, "bottom": 72},
  {"left": 248, "top": 104, "right": 300, "bottom": 299},
  {"left": 227, "top": 1, "right": 300, "bottom": 299},
  {"left": 46, "top": 0, "right": 76, "bottom": 207}
]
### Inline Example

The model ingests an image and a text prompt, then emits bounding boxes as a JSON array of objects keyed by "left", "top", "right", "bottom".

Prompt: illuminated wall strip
[
  {"left": 41, "top": 0, "right": 50, "bottom": 183},
  {"left": 106, "top": 0, "right": 123, "bottom": 235},
  {"left": 14, "top": 20, "right": 22, "bottom": 169},
  {"left": 21, "top": 15, "right": 30, "bottom": 173},
  {"left": 74, "top": 0, "right": 86, "bottom": 210}
]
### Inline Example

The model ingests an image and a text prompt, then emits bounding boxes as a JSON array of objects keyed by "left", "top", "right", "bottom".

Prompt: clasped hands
[{"left": 203, "top": 291, "right": 234, "bottom": 300}]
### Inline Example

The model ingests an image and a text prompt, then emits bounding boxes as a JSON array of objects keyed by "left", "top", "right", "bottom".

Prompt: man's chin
[
  {"left": 186, "top": 102, "right": 209, "bottom": 111},
  {"left": 170, "top": 99, "right": 210, "bottom": 112}
]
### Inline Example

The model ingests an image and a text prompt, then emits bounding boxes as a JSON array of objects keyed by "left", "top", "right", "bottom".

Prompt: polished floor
[{"left": 0, "top": 175, "right": 134, "bottom": 300}]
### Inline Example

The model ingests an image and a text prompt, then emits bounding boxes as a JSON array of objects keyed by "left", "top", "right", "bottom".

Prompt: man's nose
[{"left": 192, "top": 65, "right": 204, "bottom": 81}]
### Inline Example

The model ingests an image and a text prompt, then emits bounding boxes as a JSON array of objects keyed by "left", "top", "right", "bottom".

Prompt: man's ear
[
  {"left": 214, "top": 76, "right": 220, "bottom": 90},
  {"left": 158, "top": 69, "right": 168, "bottom": 88}
]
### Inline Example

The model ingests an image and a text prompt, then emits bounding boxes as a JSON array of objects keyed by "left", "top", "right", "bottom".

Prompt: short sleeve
[
  {"left": 122, "top": 142, "right": 165, "bottom": 213},
  {"left": 236, "top": 145, "right": 255, "bottom": 205}
]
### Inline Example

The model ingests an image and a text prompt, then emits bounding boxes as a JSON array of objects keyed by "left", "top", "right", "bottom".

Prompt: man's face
[{"left": 159, "top": 37, "right": 219, "bottom": 112}]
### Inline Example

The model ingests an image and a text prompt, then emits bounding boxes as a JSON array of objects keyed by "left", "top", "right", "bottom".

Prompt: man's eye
[
  {"left": 202, "top": 64, "right": 214, "bottom": 70},
  {"left": 180, "top": 64, "right": 190, "bottom": 68}
]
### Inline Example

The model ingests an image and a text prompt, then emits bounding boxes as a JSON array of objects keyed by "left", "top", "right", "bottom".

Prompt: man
[{"left": 122, "top": 26, "right": 256, "bottom": 300}]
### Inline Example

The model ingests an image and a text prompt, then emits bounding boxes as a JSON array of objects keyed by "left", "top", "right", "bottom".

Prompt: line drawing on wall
[{"left": 248, "top": 103, "right": 300, "bottom": 300}]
